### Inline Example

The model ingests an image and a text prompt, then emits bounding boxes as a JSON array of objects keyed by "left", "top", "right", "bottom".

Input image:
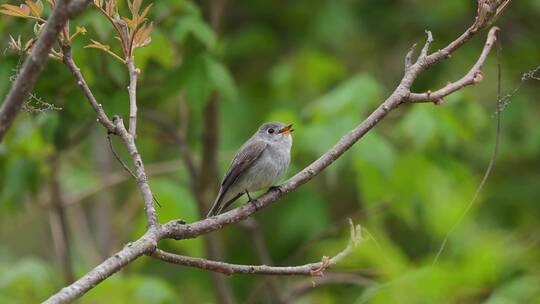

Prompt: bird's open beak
[{"left": 278, "top": 124, "right": 294, "bottom": 135}]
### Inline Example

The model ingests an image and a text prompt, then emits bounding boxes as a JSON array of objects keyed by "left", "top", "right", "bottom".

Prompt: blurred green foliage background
[{"left": 1, "top": 0, "right": 540, "bottom": 303}]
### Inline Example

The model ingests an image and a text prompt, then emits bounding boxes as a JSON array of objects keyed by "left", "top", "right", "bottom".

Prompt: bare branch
[
  {"left": 240, "top": 218, "right": 282, "bottom": 301},
  {"left": 0, "top": 0, "right": 92, "bottom": 141},
  {"left": 62, "top": 45, "right": 116, "bottom": 133},
  {"left": 112, "top": 116, "right": 158, "bottom": 228},
  {"left": 152, "top": 221, "right": 362, "bottom": 276},
  {"left": 127, "top": 58, "right": 139, "bottom": 137},
  {"left": 419, "top": 30, "right": 433, "bottom": 60},
  {"left": 409, "top": 27, "right": 499, "bottom": 103},
  {"left": 43, "top": 230, "right": 158, "bottom": 304},
  {"left": 404, "top": 43, "right": 417, "bottom": 71}
]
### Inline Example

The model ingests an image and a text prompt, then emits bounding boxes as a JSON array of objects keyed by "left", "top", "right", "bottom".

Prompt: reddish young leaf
[
  {"left": 139, "top": 3, "right": 152, "bottom": 20},
  {"left": 134, "top": 21, "right": 152, "bottom": 48},
  {"left": 25, "top": 0, "right": 42, "bottom": 17},
  {"left": 132, "top": 0, "right": 142, "bottom": 16},
  {"left": 19, "top": 4, "right": 31, "bottom": 16},
  {"left": 0, "top": 4, "right": 30, "bottom": 18}
]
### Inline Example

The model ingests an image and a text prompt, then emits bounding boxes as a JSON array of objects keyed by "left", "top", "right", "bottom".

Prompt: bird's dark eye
[{"left": 268, "top": 128, "right": 275, "bottom": 134}]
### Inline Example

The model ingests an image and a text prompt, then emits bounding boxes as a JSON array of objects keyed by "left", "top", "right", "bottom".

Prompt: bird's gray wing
[
  {"left": 221, "top": 140, "right": 268, "bottom": 193},
  {"left": 206, "top": 140, "right": 268, "bottom": 217}
]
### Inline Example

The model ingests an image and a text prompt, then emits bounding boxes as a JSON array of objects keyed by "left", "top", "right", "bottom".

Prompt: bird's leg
[
  {"left": 245, "top": 190, "right": 259, "bottom": 211},
  {"left": 268, "top": 185, "right": 282, "bottom": 194},
  {"left": 245, "top": 190, "right": 253, "bottom": 202}
]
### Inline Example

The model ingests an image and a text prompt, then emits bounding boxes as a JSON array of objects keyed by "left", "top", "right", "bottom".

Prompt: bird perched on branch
[{"left": 206, "top": 122, "right": 293, "bottom": 217}]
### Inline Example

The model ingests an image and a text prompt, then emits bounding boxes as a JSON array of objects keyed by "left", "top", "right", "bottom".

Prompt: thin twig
[
  {"left": 63, "top": 159, "right": 186, "bottom": 206},
  {"left": 107, "top": 132, "right": 136, "bottom": 178},
  {"left": 241, "top": 218, "right": 282, "bottom": 302},
  {"left": 62, "top": 45, "right": 116, "bottom": 133},
  {"left": 151, "top": 221, "right": 363, "bottom": 276},
  {"left": 112, "top": 116, "right": 159, "bottom": 225},
  {"left": 106, "top": 131, "right": 162, "bottom": 208},
  {"left": 127, "top": 58, "right": 139, "bottom": 137},
  {"left": 404, "top": 43, "right": 417, "bottom": 71},
  {"left": 432, "top": 30, "right": 504, "bottom": 264},
  {"left": 94, "top": 5, "right": 128, "bottom": 55}
]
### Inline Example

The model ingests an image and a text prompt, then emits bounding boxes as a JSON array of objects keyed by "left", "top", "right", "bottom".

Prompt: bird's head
[{"left": 257, "top": 121, "right": 294, "bottom": 144}]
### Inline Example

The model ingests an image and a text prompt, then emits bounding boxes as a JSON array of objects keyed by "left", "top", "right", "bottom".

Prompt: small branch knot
[
  {"left": 310, "top": 256, "right": 330, "bottom": 276},
  {"left": 435, "top": 98, "right": 445, "bottom": 105},
  {"left": 473, "top": 70, "right": 484, "bottom": 83}
]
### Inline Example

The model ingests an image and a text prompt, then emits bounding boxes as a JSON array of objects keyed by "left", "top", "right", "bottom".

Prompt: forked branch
[{"left": 409, "top": 27, "right": 499, "bottom": 103}]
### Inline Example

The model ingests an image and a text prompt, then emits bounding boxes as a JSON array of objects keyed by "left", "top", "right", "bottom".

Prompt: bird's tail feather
[
  {"left": 206, "top": 190, "right": 243, "bottom": 218},
  {"left": 206, "top": 190, "right": 225, "bottom": 218}
]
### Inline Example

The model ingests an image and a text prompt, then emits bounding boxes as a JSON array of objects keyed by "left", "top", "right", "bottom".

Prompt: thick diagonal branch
[
  {"left": 43, "top": 230, "right": 158, "bottom": 304},
  {"left": 0, "top": 0, "right": 91, "bottom": 141}
]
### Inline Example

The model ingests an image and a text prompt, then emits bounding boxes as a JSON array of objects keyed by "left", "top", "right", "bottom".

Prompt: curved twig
[{"left": 151, "top": 221, "right": 362, "bottom": 276}]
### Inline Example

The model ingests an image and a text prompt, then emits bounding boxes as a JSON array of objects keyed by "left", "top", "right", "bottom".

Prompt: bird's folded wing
[{"left": 220, "top": 140, "right": 268, "bottom": 193}]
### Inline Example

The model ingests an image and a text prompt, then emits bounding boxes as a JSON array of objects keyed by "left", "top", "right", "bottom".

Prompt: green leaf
[
  {"left": 133, "top": 28, "right": 174, "bottom": 71},
  {"left": 400, "top": 107, "right": 437, "bottom": 148},
  {"left": 173, "top": 15, "right": 217, "bottom": 50},
  {"left": 0, "top": 257, "right": 57, "bottom": 302},
  {"left": 0, "top": 158, "right": 39, "bottom": 210},
  {"left": 486, "top": 276, "right": 540, "bottom": 304},
  {"left": 132, "top": 276, "right": 178, "bottom": 304},
  {"left": 305, "top": 74, "right": 382, "bottom": 121},
  {"left": 204, "top": 56, "right": 238, "bottom": 102},
  {"left": 84, "top": 275, "right": 178, "bottom": 304},
  {"left": 353, "top": 131, "right": 396, "bottom": 174},
  {"left": 178, "top": 53, "right": 213, "bottom": 111}
]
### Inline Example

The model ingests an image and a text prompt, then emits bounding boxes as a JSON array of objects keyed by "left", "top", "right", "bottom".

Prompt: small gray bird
[{"left": 206, "top": 122, "right": 293, "bottom": 217}]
